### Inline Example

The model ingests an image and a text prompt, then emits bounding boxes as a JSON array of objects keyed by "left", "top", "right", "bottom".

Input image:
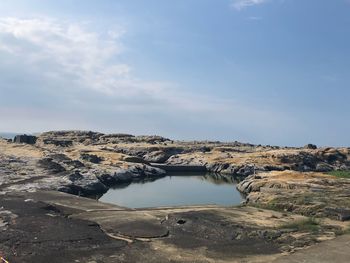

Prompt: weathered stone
[
  {"left": 80, "top": 153, "right": 102, "bottom": 164},
  {"left": 238, "top": 171, "right": 350, "bottom": 220},
  {"left": 37, "top": 158, "right": 66, "bottom": 174},
  {"left": 304, "top": 144, "right": 317, "bottom": 150},
  {"left": 123, "top": 156, "right": 149, "bottom": 164},
  {"left": 143, "top": 150, "right": 170, "bottom": 163},
  {"left": 1, "top": 130, "right": 350, "bottom": 263},
  {"left": 59, "top": 171, "right": 108, "bottom": 196},
  {"left": 315, "top": 163, "right": 333, "bottom": 172},
  {"left": 14, "top": 134, "right": 37, "bottom": 144},
  {"left": 42, "top": 139, "right": 73, "bottom": 147}
]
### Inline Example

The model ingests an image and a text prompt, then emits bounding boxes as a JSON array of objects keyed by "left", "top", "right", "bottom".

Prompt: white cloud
[
  {"left": 0, "top": 16, "right": 301, "bottom": 144},
  {"left": 231, "top": 0, "right": 269, "bottom": 11},
  {"left": 0, "top": 17, "right": 136, "bottom": 95},
  {"left": 0, "top": 17, "right": 251, "bottom": 109}
]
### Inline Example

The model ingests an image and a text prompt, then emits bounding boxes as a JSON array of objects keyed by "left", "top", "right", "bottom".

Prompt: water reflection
[
  {"left": 100, "top": 173, "right": 244, "bottom": 208},
  {"left": 196, "top": 173, "right": 240, "bottom": 185},
  {"left": 109, "top": 173, "right": 240, "bottom": 190}
]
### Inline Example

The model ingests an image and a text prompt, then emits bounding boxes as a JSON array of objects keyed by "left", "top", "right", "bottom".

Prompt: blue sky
[{"left": 0, "top": 0, "right": 349, "bottom": 146}]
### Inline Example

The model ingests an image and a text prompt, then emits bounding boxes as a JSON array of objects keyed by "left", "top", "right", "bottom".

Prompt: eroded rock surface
[
  {"left": 1, "top": 132, "right": 349, "bottom": 198},
  {"left": 0, "top": 134, "right": 167, "bottom": 197},
  {"left": 237, "top": 171, "right": 350, "bottom": 220},
  {"left": 1, "top": 191, "right": 348, "bottom": 263},
  {"left": 1, "top": 131, "right": 350, "bottom": 262}
]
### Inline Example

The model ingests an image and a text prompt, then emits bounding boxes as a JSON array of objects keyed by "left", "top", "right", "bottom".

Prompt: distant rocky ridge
[
  {"left": 1, "top": 130, "right": 349, "bottom": 217},
  {"left": 35, "top": 130, "right": 350, "bottom": 174}
]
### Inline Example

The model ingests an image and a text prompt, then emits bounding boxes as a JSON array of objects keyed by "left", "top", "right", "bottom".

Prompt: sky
[{"left": 0, "top": 0, "right": 349, "bottom": 146}]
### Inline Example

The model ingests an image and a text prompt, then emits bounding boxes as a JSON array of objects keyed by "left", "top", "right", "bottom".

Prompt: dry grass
[{"left": 0, "top": 140, "right": 43, "bottom": 158}]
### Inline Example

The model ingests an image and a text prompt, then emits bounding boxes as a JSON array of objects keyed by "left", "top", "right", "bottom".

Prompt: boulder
[
  {"left": 13, "top": 134, "right": 37, "bottom": 144},
  {"left": 58, "top": 171, "right": 108, "bottom": 197},
  {"left": 80, "top": 153, "right": 102, "bottom": 164},
  {"left": 143, "top": 150, "right": 170, "bottom": 163},
  {"left": 304, "top": 144, "right": 317, "bottom": 150}
]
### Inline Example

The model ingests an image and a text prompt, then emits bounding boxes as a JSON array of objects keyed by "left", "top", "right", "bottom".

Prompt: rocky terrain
[
  {"left": 2, "top": 130, "right": 349, "bottom": 197},
  {"left": 0, "top": 130, "right": 350, "bottom": 262},
  {"left": 1, "top": 130, "right": 350, "bottom": 218},
  {"left": 238, "top": 171, "right": 350, "bottom": 220}
]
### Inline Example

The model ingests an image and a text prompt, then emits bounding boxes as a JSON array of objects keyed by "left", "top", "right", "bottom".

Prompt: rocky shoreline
[
  {"left": 2, "top": 130, "right": 349, "bottom": 197},
  {"left": 1, "top": 130, "right": 350, "bottom": 262}
]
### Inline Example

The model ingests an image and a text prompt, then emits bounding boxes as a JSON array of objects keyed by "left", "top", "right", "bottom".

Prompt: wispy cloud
[
  {"left": 231, "top": 0, "right": 269, "bottom": 11},
  {"left": 0, "top": 16, "right": 299, "bottom": 143},
  {"left": 0, "top": 17, "right": 152, "bottom": 96}
]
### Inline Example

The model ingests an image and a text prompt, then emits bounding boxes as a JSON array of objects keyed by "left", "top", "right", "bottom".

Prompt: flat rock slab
[
  {"left": 2, "top": 190, "right": 347, "bottom": 262},
  {"left": 24, "top": 191, "right": 169, "bottom": 239},
  {"left": 73, "top": 210, "right": 169, "bottom": 239},
  {"left": 0, "top": 194, "right": 128, "bottom": 263},
  {"left": 24, "top": 190, "right": 128, "bottom": 212},
  {"left": 273, "top": 234, "right": 350, "bottom": 263}
]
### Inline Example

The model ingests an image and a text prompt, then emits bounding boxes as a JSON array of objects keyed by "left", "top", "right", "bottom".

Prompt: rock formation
[
  {"left": 1, "top": 130, "right": 349, "bottom": 216},
  {"left": 13, "top": 134, "right": 37, "bottom": 144}
]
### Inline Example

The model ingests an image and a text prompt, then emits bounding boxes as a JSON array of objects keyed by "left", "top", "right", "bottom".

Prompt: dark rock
[
  {"left": 80, "top": 153, "right": 102, "bottom": 164},
  {"left": 304, "top": 144, "right": 317, "bottom": 150},
  {"left": 96, "top": 172, "right": 120, "bottom": 186},
  {"left": 96, "top": 165, "right": 166, "bottom": 187},
  {"left": 99, "top": 133, "right": 135, "bottom": 143},
  {"left": 340, "top": 213, "right": 350, "bottom": 221},
  {"left": 68, "top": 171, "right": 84, "bottom": 181},
  {"left": 59, "top": 171, "right": 109, "bottom": 197},
  {"left": 42, "top": 139, "right": 73, "bottom": 147},
  {"left": 177, "top": 219, "right": 186, "bottom": 225},
  {"left": 98, "top": 169, "right": 142, "bottom": 186},
  {"left": 63, "top": 159, "right": 84, "bottom": 168},
  {"left": 58, "top": 182, "right": 108, "bottom": 197},
  {"left": 326, "top": 153, "right": 346, "bottom": 164},
  {"left": 48, "top": 154, "right": 71, "bottom": 162},
  {"left": 47, "top": 154, "right": 84, "bottom": 168},
  {"left": 263, "top": 165, "right": 285, "bottom": 172},
  {"left": 37, "top": 158, "right": 66, "bottom": 174},
  {"left": 143, "top": 147, "right": 186, "bottom": 163},
  {"left": 39, "top": 130, "right": 104, "bottom": 144},
  {"left": 206, "top": 163, "right": 231, "bottom": 173},
  {"left": 324, "top": 208, "right": 350, "bottom": 221},
  {"left": 143, "top": 151, "right": 170, "bottom": 163},
  {"left": 236, "top": 166, "right": 255, "bottom": 177},
  {"left": 128, "top": 164, "right": 166, "bottom": 178},
  {"left": 199, "top": 146, "right": 211, "bottom": 153},
  {"left": 123, "top": 156, "right": 149, "bottom": 164},
  {"left": 301, "top": 154, "right": 318, "bottom": 169},
  {"left": 135, "top": 135, "right": 170, "bottom": 144},
  {"left": 14, "top": 134, "right": 37, "bottom": 144}
]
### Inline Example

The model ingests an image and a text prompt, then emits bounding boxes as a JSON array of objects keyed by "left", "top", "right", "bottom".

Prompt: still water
[{"left": 100, "top": 173, "right": 244, "bottom": 208}]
